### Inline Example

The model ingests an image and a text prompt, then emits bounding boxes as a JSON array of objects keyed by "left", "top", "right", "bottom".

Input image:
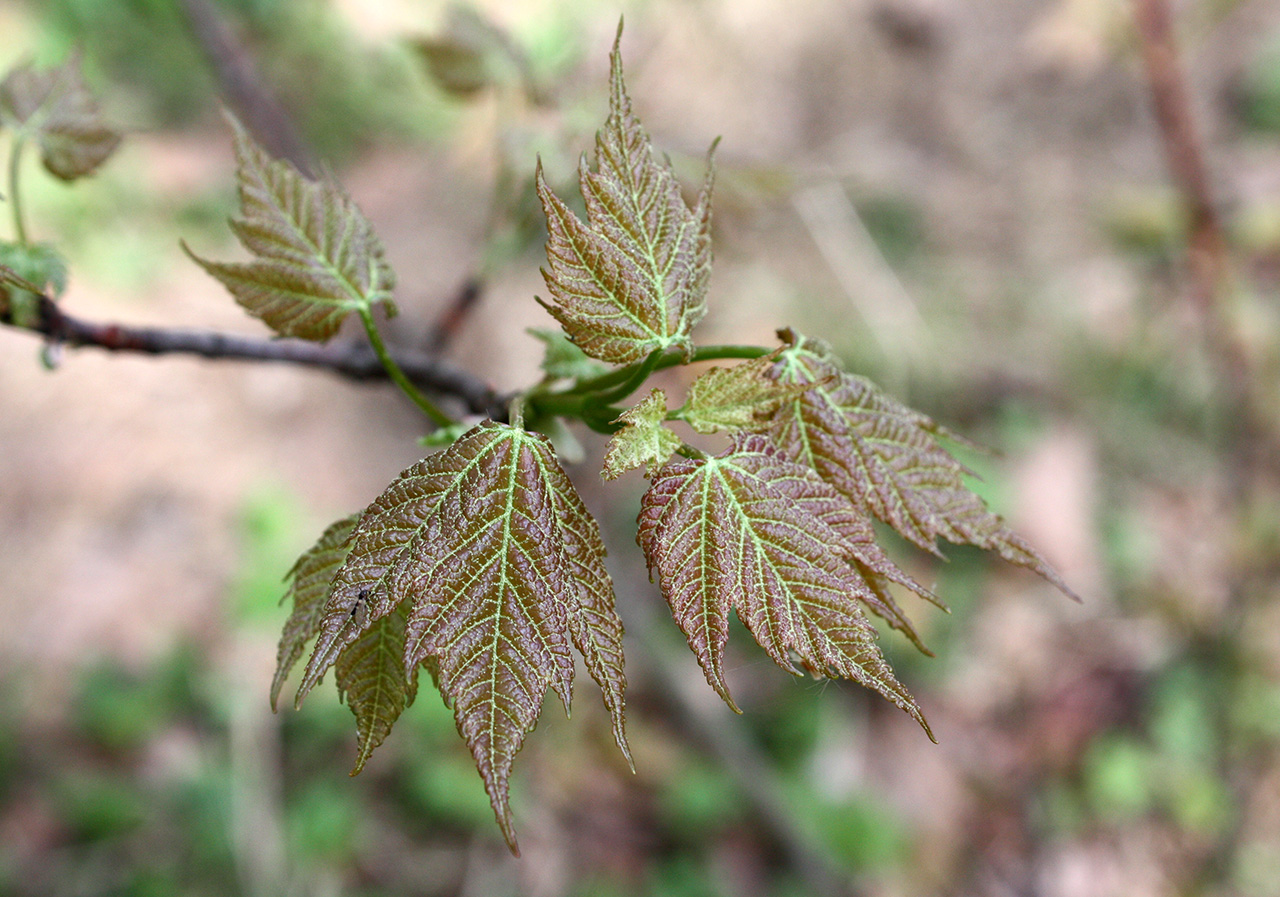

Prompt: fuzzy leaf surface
[
  {"left": 336, "top": 603, "right": 418, "bottom": 775},
  {"left": 767, "top": 329, "right": 1078, "bottom": 600},
  {"left": 271, "top": 513, "right": 359, "bottom": 711},
  {"left": 184, "top": 119, "right": 395, "bottom": 341},
  {"left": 680, "top": 354, "right": 808, "bottom": 434},
  {"left": 0, "top": 58, "right": 121, "bottom": 180},
  {"left": 535, "top": 29, "right": 713, "bottom": 364},
  {"left": 602, "top": 388, "right": 679, "bottom": 479},
  {"left": 300, "top": 421, "right": 627, "bottom": 852},
  {"left": 637, "top": 435, "right": 930, "bottom": 735}
]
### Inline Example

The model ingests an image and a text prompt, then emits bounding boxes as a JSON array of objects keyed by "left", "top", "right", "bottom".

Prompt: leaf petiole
[
  {"left": 529, "top": 343, "right": 771, "bottom": 421},
  {"left": 589, "top": 348, "right": 664, "bottom": 406},
  {"left": 7, "top": 135, "right": 29, "bottom": 246},
  {"left": 357, "top": 304, "right": 455, "bottom": 427}
]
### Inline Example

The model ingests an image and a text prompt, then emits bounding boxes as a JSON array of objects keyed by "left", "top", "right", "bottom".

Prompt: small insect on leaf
[
  {"left": 183, "top": 117, "right": 396, "bottom": 342},
  {"left": 535, "top": 23, "right": 715, "bottom": 364},
  {"left": 0, "top": 56, "right": 121, "bottom": 180}
]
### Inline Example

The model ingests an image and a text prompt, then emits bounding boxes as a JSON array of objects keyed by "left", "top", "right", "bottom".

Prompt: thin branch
[
  {"left": 178, "top": 0, "right": 314, "bottom": 176},
  {"left": 1131, "top": 0, "right": 1249, "bottom": 393},
  {"left": 1, "top": 291, "right": 506, "bottom": 419},
  {"left": 423, "top": 278, "right": 484, "bottom": 356}
]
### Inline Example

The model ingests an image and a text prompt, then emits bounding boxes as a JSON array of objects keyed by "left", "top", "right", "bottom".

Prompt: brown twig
[
  {"left": 1, "top": 291, "right": 506, "bottom": 419},
  {"left": 424, "top": 278, "right": 484, "bottom": 355},
  {"left": 1130, "top": 0, "right": 1250, "bottom": 401},
  {"left": 179, "top": 0, "right": 314, "bottom": 176}
]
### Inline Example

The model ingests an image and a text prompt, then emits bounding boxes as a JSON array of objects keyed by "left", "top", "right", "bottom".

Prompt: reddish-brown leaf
[
  {"left": 298, "top": 422, "right": 628, "bottom": 853},
  {"left": 638, "top": 436, "right": 932, "bottom": 736},
  {"left": 767, "top": 329, "right": 1079, "bottom": 600},
  {"left": 535, "top": 25, "right": 713, "bottom": 364}
]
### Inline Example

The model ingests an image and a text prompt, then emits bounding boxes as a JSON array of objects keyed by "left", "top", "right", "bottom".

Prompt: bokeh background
[{"left": 2, "top": 1, "right": 1279, "bottom": 895}]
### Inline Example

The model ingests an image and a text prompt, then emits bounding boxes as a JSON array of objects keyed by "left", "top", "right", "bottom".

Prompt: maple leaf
[
  {"left": 271, "top": 513, "right": 359, "bottom": 712},
  {"left": 535, "top": 24, "right": 714, "bottom": 364},
  {"left": 298, "top": 421, "right": 629, "bottom": 853},
  {"left": 602, "top": 388, "right": 680, "bottom": 479},
  {"left": 336, "top": 603, "right": 419, "bottom": 775},
  {"left": 678, "top": 354, "right": 810, "bottom": 435},
  {"left": 183, "top": 118, "right": 396, "bottom": 341},
  {"left": 637, "top": 435, "right": 931, "bottom": 736},
  {"left": 767, "top": 329, "right": 1079, "bottom": 600},
  {"left": 270, "top": 513, "right": 418, "bottom": 772},
  {"left": 0, "top": 57, "right": 121, "bottom": 180}
]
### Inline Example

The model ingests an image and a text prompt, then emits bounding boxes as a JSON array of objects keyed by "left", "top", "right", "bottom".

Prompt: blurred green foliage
[
  {"left": 1239, "top": 31, "right": 1280, "bottom": 133},
  {"left": 26, "top": 0, "right": 447, "bottom": 160}
]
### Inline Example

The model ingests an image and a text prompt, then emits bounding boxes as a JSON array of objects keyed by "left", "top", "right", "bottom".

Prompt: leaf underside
[
  {"left": 767, "top": 329, "right": 1079, "bottom": 601},
  {"left": 184, "top": 118, "right": 396, "bottom": 341},
  {"left": 535, "top": 26, "right": 714, "bottom": 364},
  {"left": 298, "top": 421, "right": 628, "bottom": 853},
  {"left": 638, "top": 434, "right": 933, "bottom": 737},
  {"left": 0, "top": 58, "right": 121, "bottom": 180}
]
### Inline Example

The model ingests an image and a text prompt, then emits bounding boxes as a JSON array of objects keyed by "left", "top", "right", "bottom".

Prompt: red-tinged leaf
[
  {"left": 637, "top": 436, "right": 932, "bottom": 737},
  {"left": 768, "top": 329, "right": 1079, "bottom": 601},
  {"left": 336, "top": 603, "right": 418, "bottom": 775},
  {"left": 299, "top": 422, "right": 628, "bottom": 853},
  {"left": 271, "top": 513, "right": 359, "bottom": 712},
  {"left": 727, "top": 435, "right": 944, "bottom": 655},
  {"left": 0, "top": 58, "right": 121, "bottom": 180},
  {"left": 535, "top": 25, "right": 713, "bottom": 364},
  {"left": 602, "top": 388, "right": 679, "bottom": 480},
  {"left": 183, "top": 118, "right": 395, "bottom": 341}
]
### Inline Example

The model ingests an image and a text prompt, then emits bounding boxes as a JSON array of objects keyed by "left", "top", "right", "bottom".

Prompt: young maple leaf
[
  {"left": 602, "top": 387, "right": 680, "bottom": 479},
  {"left": 678, "top": 354, "right": 811, "bottom": 435},
  {"left": 535, "top": 24, "right": 714, "bottom": 364},
  {"left": 183, "top": 118, "right": 396, "bottom": 341},
  {"left": 637, "top": 435, "right": 932, "bottom": 737},
  {"left": 335, "top": 603, "right": 419, "bottom": 775},
  {"left": 0, "top": 57, "right": 121, "bottom": 180},
  {"left": 297, "top": 421, "right": 629, "bottom": 853},
  {"left": 271, "top": 512, "right": 359, "bottom": 712},
  {"left": 271, "top": 512, "right": 419, "bottom": 773},
  {"left": 767, "top": 329, "right": 1079, "bottom": 600}
]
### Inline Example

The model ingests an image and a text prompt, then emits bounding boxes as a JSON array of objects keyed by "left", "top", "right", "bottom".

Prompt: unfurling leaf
[
  {"left": 183, "top": 118, "right": 396, "bottom": 341},
  {"left": 299, "top": 421, "right": 628, "bottom": 853},
  {"left": 637, "top": 435, "right": 932, "bottom": 737},
  {"left": 535, "top": 26, "right": 714, "bottom": 364},
  {"left": 767, "top": 329, "right": 1078, "bottom": 600},
  {"left": 602, "top": 388, "right": 679, "bottom": 479},
  {"left": 271, "top": 513, "right": 359, "bottom": 712},
  {"left": 679, "top": 354, "right": 810, "bottom": 434},
  {"left": 0, "top": 58, "right": 121, "bottom": 180}
]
